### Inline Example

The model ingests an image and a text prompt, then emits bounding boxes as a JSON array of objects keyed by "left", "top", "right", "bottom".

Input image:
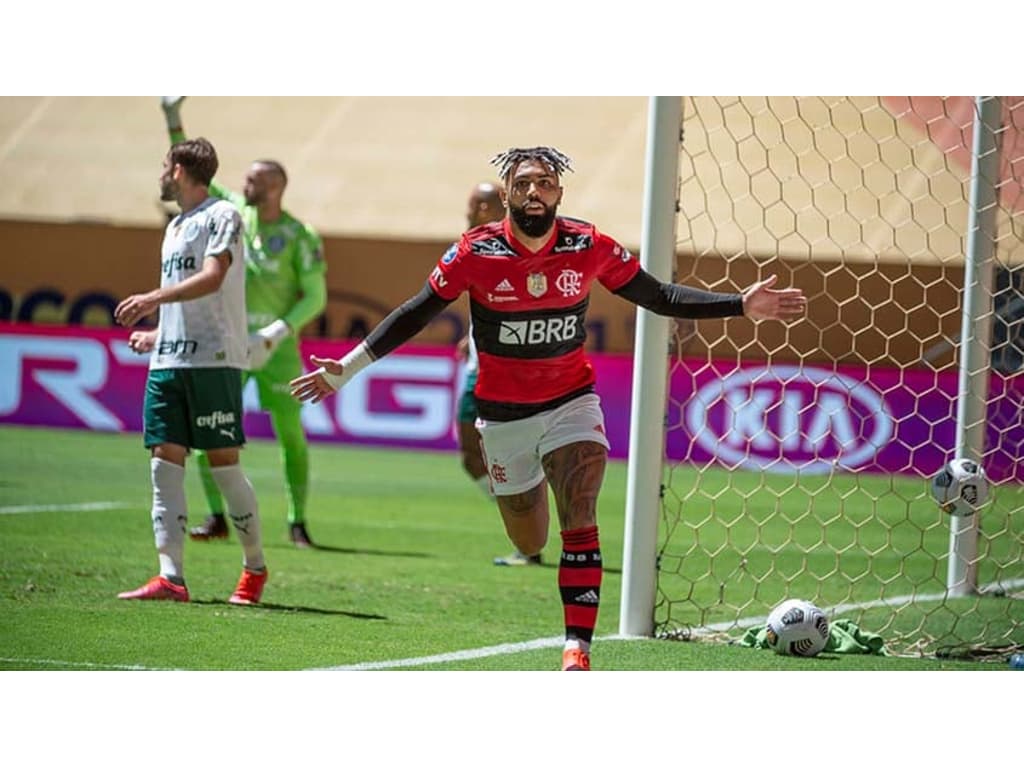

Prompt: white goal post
[
  {"left": 619, "top": 97, "right": 681, "bottom": 637},
  {"left": 620, "top": 96, "right": 1024, "bottom": 654}
]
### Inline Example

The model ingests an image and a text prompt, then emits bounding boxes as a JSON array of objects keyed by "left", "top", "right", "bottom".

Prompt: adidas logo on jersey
[{"left": 494, "top": 278, "right": 515, "bottom": 292}]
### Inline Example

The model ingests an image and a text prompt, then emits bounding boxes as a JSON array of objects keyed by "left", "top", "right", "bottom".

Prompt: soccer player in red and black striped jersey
[{"left": 290, "top": 147, "right": 808, "bottom": 670}]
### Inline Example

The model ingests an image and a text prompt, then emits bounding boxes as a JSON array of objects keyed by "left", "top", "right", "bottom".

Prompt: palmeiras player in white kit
[
  {"left": 290, "top": 147, "right": 807, "bottom": 669},
  {"left": 116, "top": 137, "right": 268, "bottom": 605}
]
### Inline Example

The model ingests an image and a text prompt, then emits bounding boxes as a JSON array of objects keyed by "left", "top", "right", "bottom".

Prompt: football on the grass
[{"left": 765, "top": 598, "right": 830, "bottom": 657}]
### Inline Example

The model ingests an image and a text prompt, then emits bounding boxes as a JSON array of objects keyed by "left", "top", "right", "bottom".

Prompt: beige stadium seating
[{"left": 0, "top": 96, "right": 651, "bottom": 245}]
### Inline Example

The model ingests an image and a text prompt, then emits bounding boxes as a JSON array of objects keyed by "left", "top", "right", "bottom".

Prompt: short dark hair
[
  {"left": 254, "top": 159, "right": 288, "bottom": 187},
  {"left": 490, "top": 147, "right": 574, "bottom": 183},
  {"left": 168, "top": 137, "right": 219, "bottom": 187}
]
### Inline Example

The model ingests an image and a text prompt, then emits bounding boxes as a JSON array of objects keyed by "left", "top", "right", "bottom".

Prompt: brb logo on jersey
[{"left": 499, "top": 315, "right": 579, "bottom": 346}]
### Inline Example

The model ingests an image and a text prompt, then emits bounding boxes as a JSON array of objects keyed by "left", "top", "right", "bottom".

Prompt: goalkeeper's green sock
[
  {"left": 195, "top": 450, "right": 227, "bottom": 516},
  {"left": 271, "top": 407, "right": 309, "bottom": 525}
]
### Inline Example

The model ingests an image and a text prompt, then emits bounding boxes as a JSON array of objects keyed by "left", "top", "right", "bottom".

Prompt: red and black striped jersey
[{"left": 429, "top": 216, "right": 640, "bottom": 420}]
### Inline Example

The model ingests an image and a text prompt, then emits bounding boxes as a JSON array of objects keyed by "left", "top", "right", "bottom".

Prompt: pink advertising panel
[{"left": 1, "top": 323, "right": 1020, "bottom": 482}]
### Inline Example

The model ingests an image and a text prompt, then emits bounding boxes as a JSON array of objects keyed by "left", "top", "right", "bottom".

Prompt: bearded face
[
  {"left": 159, "top": 158, "right": 178, "bottom": 202},
  {"left": 243, "top": 175, "right": 266, "bottom": 206},
  {"left": 509, "top": 197, "right": 558, "bottom": 238},
  {"left": 244, "top": 163, "right": 285, "bottom": 207},
  {"left": 506, "top": 160, "right": 562, "bottom": 238}
]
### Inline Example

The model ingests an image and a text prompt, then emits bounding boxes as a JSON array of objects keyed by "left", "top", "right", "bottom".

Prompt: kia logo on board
[{"left": 683, "top": 365, "right": 894, "bottom": 474}]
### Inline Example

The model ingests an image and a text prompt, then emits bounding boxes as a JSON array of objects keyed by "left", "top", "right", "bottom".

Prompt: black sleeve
[
  {"left": 612, "top": 268, "right": 744, "bottom": 319},
  {"left": 364, "top": 282, "right": 454, "bottom": 359}
]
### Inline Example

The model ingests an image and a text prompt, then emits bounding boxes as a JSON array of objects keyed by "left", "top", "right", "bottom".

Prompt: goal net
[{"left": 653, "top": 96, "right": 1024, "bottom": 657}]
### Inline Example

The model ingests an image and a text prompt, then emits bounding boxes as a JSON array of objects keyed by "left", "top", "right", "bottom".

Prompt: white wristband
[
  {"left": 320, "top": 341, "right": 374, "bottom": 391},
  {"left": 259, "top": 318, "right": 291, "bottom": 347}
]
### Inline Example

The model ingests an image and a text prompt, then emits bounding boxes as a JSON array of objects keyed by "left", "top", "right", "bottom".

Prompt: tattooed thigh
[{"left": 542, "top": 441, "right": 607, "bottom": 529}]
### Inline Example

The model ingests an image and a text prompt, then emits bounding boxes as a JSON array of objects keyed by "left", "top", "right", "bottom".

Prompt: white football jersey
[{"left": 150, "top": 197, "right": 248, "bottom": 370}]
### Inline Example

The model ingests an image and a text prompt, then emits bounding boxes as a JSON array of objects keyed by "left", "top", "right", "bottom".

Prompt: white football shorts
[{"left": 475, "top": 393, "right": 611, "bottom": 496}]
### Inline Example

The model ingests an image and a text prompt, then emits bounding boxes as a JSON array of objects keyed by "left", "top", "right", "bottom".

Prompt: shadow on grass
[
  {"left": 191, "top": 599, "right": 387, "bottom": 620},
  {"left": 298, "top": 543, "right": 432, "bottom": 558}
]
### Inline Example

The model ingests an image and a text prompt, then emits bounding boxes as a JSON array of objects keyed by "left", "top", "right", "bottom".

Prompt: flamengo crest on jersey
[
  {"left": 429, "top": 217, "right": 640, "bottom": 418},
  {"left": 150, "top": 197, "right": 249, "bottom": 371}
]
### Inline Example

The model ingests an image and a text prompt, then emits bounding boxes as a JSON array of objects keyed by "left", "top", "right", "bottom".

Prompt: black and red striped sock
[{"left": 559, "top": 525, "right": 602, "bottom": 646}]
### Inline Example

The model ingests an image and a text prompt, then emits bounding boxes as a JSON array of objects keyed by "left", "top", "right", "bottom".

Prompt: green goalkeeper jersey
[{"left": 210, "top": 182, "right": 327, "bottom": 334}]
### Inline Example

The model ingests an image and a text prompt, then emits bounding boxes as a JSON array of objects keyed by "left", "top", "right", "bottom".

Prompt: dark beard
[{"left": 510, "top": 203, "right": 557, "bottom": 238}]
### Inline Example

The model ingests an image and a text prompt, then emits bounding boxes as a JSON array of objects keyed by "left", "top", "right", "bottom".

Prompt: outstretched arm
[
  {"left": 739, "top": 274, "right": 807, "bottom": 321},
  {"left": 614, "top": 269, "right": 805, "bottom": 321},
  {"left": 161, "top": 96, "right": 186, "bottom": 145},
  {"left": 160, "top": 97, "right": 233, "bottom": 203},
  {"left": 290, "top": 282, "right": 453, "bottom": 404}
]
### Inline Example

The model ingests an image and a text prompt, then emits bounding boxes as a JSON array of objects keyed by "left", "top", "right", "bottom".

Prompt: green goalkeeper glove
[{"left": 160, "top": 96, "right": 186, "bottom": 132}]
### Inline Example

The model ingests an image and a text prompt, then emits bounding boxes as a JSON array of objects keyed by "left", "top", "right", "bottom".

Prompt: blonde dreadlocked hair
[{"left": 490, "top": 147, "right": 574, "bottom": 182}]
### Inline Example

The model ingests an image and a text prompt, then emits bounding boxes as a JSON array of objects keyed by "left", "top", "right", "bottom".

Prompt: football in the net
[
  {"left": 930, "top": 458, "right": 989, "bottom": 517},
  {"left": 765, "top": 598, "right": 830, "bottom": 657}
]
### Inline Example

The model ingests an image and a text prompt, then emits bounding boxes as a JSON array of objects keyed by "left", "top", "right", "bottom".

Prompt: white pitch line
[
  {"left": 313, "top": 636, "right": 568, "bottom": 671},
  {"left": 0, "top": 502, "right": 131, "bottom": 515},
  {"left": 318, "top": 577, "right": 1024, "bottom": 670},
  {"left": 0, "top": 657, "right": 178, "bottom": 671}
]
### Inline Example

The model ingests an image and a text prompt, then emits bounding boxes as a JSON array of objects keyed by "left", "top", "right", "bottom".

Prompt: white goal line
[{"left": 317, "top": 577, "right": 1024, "bottom": 670}]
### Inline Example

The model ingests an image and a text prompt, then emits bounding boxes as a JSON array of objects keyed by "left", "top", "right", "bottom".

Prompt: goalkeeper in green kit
[{"left": 161, "top": 97, "right": 326, "bottom": 548}]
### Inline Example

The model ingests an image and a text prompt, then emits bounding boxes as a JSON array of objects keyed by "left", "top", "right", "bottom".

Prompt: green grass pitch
[{"left": 2, "top": 424, "right": 1017, "bottom": 673}]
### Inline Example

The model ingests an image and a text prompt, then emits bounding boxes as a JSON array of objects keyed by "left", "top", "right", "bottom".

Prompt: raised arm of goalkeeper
[
  {"left": 289, "top": 269, "right": 803, "bottom": 405},
  {"left": 162, "top": 96, "right": 239, "bottom": 207}
]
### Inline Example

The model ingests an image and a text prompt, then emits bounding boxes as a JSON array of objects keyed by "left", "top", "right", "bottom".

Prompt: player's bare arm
[
  {"left": 290, "top": 282, "right": 452, "bottom": 403},
  {"left": 115, "top": 252, "right": 231, "bottom": 327}
]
